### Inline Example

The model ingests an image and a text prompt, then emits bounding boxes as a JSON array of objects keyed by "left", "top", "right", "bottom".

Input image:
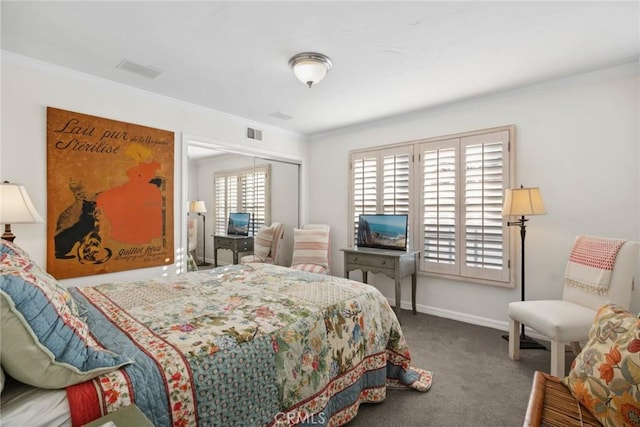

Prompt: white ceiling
[{"left": 2, "top": 1, "right": 638, "bottom": 138}]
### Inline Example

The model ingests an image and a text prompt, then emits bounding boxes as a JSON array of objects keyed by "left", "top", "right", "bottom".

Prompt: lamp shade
[
  {"left": 0, "top": 182, "right": 44, "bottom": 224},
  {"left": 288, "top": 52, "right": 332, "bottom": 88},
  {"left": 189, "top": 200, "right": 207, "bottom": 213},
  {"left": 502, "top": 187, "right": 546, "bottom": 217}
]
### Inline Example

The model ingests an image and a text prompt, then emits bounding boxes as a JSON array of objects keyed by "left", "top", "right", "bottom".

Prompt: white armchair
[{"left": 507, "top": 236, "right": 639, "bottom": 377}]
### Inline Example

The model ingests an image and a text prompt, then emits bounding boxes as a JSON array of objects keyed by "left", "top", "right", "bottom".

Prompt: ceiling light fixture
[{"left": 288, "top": 52, "right": 332, "bottom": 88}]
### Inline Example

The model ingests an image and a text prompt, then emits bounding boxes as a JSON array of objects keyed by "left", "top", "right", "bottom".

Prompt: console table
[
  {"left": 341, "top": 247, "right": 420, "bottom": 322},
  {"left": 213, "top": 235, "right": 254, "bottom": 267}
]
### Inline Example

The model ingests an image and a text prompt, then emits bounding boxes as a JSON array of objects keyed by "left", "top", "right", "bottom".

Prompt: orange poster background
[{"left": 46, "top": 107, "right": 174, "bottom": 279}]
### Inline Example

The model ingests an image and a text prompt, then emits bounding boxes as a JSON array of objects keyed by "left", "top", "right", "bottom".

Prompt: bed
[{"left": 0, "top": 239, "right": 431, "bottom": 426}]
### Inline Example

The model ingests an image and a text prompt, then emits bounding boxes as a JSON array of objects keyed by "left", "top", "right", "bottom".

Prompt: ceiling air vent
[
  {"left": 116, "top": 58, "right": 164, "bottom": 79},
  {"left": 247, "top": 127, "right": 263, "bottom": 141}
]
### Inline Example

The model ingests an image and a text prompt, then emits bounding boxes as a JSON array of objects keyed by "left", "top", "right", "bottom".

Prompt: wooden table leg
[
  {"left": 411, "top": 272, "right": 417, "bottom": 315},
  {"left": 394, "top": 276, "right": 402, "bottom": 322},
  {"left": 214, "top": 248, "right": 218, "bottom": 267}
]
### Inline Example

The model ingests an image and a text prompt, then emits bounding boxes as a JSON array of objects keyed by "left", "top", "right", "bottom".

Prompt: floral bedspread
[{"left": 66, "top": 264, "right": 431, "bottom": 426}]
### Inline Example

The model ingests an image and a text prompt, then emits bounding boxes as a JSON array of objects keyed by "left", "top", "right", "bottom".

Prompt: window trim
[{"left": 348, "top": 125, "right": 516, "bottom": 288}]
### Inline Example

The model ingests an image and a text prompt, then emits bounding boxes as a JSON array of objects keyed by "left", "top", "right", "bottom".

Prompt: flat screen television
[
  {"left": 227, "top": 212, "right": 251, "bottom": 236},
  {"left": 357, "top": 214, "right": 408, "bottom": 251}
]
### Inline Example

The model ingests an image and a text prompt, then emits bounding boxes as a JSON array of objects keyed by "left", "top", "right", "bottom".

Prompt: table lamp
[{"left": 0, "top": 181, "right": 44, "bottom": 242}]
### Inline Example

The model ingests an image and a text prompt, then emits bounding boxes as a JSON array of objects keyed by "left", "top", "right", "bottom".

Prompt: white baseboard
[
  {"left": 393, "top": 297, "right": 549, "bottom": 341},
  {"left": 397, "top": 299, "right": 506, "bottom": 330}
]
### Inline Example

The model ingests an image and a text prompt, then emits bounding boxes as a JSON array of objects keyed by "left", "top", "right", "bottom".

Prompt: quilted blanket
[{"left": 66, "top": 264, "right": 431, "bottom": 426}]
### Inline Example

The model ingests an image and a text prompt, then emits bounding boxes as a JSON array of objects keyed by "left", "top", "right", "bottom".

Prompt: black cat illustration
[{"left": 54, "top": 199, "right": 111, "bottom": 264}]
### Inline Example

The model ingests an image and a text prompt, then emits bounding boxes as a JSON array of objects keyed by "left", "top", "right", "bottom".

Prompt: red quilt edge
[{"left": 67, "top": 380, "right": 102, "bottom": 427}]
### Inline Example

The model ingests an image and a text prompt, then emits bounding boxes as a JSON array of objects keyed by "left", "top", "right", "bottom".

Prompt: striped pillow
[
  {"left": 291, "top": 228, "right": 329, "bottom": 269},
  {"left": 254, "top": 225, "right": 276, "bottom": 261},
  {"left": 291, "top": 263, "right": 327, "bottom": 274}
]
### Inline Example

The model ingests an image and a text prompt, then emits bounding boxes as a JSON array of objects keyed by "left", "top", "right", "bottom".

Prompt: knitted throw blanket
[{"left": 564, "top": 236, "right": 625, "bottom": 295}]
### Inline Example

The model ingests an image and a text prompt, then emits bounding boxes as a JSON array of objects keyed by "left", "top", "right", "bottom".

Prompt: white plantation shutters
[
  {"left": 350, "top": 126, "right": 513, "bottom": 286},
  {"left": 241, "top": 169, "right": 267, "bottom": 233},
  {"left": 383, "top": 148, "right": 412, "bottom": 248},
  {"left": 351, "top": 153, "right": 377, "bottom": 243},
  {"left": 461, "top": 131, "right": 509, "bottom": 282},
  {"left": 383, "top": 148, "right": 411, "bottom": 216},
  {"left": 420, "top": 131, "right": 510, "bottom": 281},
  {"left": 214, "top": 165, "right": 270, "bottom": 236},
  {"left": 421, "top": 139, "right": 458, "bottom": 275},
  {"left": 214, "top": 175, "right": 237, "bottom": 235},
  {"left": 351, "top": 147, "right": 413, "bottom": 244}
]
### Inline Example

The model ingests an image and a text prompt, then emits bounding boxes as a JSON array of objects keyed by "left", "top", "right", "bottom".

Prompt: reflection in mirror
[
  {"left": 187, "top": 144, "right": 299, "bottom": 267},
  {"left": 254, "top": 156, "right": 299, "bottom": 266}
]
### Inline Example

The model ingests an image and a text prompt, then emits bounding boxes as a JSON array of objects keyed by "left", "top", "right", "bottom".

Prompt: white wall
[
  {"left": 308, "top": 63, "right": 640, "bottom": 330},
  {"left": 0, "top": 52, "right": 308, "bottom": 286}
]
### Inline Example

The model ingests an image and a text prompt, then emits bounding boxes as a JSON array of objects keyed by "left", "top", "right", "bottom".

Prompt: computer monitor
[
  {"left": 227, "top": 212, "right": 251, "bottom": 236},
  {"left": 357, "top": 214, "right": 408, "bottom": 250}
]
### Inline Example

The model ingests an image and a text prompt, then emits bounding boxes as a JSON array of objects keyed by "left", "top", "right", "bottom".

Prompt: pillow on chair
[
  {"left": 291, "top": 228, "right": 329, "bottom": 273},
  {"left": 563, "top": 303, "right": 640, "bottom": 426},
  {"left": 253, "top": 225, "right": 277, "bottom": 261}
]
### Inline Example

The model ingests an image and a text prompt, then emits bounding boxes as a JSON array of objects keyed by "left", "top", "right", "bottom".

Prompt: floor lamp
[
  {"left": 190, "top": 200, "right": 211, "bottom": 266},
  {"left": 0, "top": 181, "right": 44, "bottom": 242},
  {"left": 501, "top": 185, "right": 547, "bottom": 349}
]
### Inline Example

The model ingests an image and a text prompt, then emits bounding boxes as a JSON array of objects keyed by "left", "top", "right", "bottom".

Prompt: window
[
  {"left": 349, "top": 126, "right": 514, "bottom": 286},
  {"left": 214, "top": 165, "right": 270, "bottom": 236},
  {"left": 351, "top": 146, "right": 413, "bottom": 245}
]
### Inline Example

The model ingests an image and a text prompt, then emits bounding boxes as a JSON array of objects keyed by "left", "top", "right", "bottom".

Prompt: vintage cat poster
[{"left": 46, "top": 107, "right": 174, "bottom": 279}]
